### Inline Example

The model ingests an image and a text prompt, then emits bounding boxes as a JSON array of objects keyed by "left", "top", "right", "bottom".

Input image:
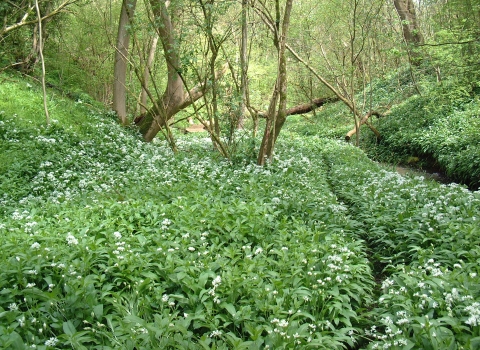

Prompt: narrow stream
[{"left": 385, "top": 164, "right": 453, "bottom": 184}]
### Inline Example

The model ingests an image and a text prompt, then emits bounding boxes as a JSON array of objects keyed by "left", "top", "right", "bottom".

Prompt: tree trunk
[
  {"left": 257, "top": 83, "right": 279, "bottom": 164},
  {"left": 135, "top": 1, "right": 185, "bottom": 141},
  {"left": 257, "top": 0, "right": 294, "bottom": 165},
  {"left": 136, "top": 1, "right": 230, "bottom": 142},
  {"left": 238, "top": 0, "right": 248, "bottom": 129},
  {"left": 35, "top": 0, "right": 49, "bottom": 125},
  {"left": 138, "top": 35, "right": 159, "bottom": 115},
  {"left": 256, "top": 97, "right": 338, "bottom": 118},
  {"left": 345, "top": 111, "right": 384, "bottom": 141},
  {"left": 393, "top": 0, "right": 424, "bottom": 64},
  {"left": 113, "top": 0, "right": 137, "bottom": 125}
]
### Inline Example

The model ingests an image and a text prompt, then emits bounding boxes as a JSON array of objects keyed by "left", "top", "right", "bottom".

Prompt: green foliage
[
  {"left": 322, "top": 140, "right": 480, "bottom": 349},
  {"left": 43, "top": 1, "right": 120, "bottom": 103},
  {"left": 363, "top": 78, "right": 480, "bottom": 189},
  {"left": 367, "top": 261, "right": 480, "bottom": 350},
  {"left": 0, "top": 74, "right": 376, "bottom": 348},
  {"left": 2, "top": 67, "right": 480, "bottom": 349}
]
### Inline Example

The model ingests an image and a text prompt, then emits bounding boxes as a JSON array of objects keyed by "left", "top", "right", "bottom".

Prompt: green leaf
[
  {"left": 63, "top": 320, "right": 77, "bottom": 336},
  {"left": 93, "top": 304, "right": 103, "bottom": 320},
  {"left": 221, "top": 302, "right": 236, "bottom": 316},
  {"left": 137, "top": 234, "right": 147, "bottom": 246},
  {"left": 470, "top": 337, "right": 480, "bottom": 349}
]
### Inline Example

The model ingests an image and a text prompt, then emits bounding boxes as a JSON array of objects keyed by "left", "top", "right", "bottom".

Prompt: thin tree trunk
[
  {"left": 138, "top": 35, "right": 159, "bottom": 114},
  {"left": 257, "top": 0, "right": 293, "bottom": 165},
  {"left": 238, "top": 0, "right": 248, "bottom": 129},
  {"left": 345, "top": 111, "right": 383, "bottom": 141},
  {"left": 257, "top": 83, "right": 279, "bottom": 164},
  {"left": 113, "top": 0, "right": 137, "bottom": 125},
  {"left": 35, "top": 0, "right": 49, "bottom": 125}
]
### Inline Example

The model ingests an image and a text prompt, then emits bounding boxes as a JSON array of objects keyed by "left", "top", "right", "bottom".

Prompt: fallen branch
[
  {"left": 286, "top": 97, "right": 339, "bottom": 116},
  {"left": 257, "top": 96, "right": 337, "bottom": 118},
  {"left": 345, "top": 111, "right": 384, "bottom": 141}
]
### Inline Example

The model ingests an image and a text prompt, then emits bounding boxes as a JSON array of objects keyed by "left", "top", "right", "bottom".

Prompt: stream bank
[{"left": 392, "top": 164, "right": 452, "bottom": 184}]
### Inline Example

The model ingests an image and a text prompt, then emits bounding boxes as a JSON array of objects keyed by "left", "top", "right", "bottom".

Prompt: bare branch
[
  {"left": 1, "top": 0, "right": 75, "bottom": 36},
  {"left": 418, "top": 38, "right": 479, "bottom": 47}
]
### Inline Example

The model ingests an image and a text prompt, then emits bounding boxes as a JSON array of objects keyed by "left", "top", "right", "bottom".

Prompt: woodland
[{"left": 1, "top": 0, "right": 480, "bottom": 349}]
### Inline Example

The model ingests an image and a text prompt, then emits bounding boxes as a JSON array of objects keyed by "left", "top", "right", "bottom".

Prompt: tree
[
  {"left": 113, "top": 0, "right": 137, "bottom": 125},
  {"left": 137, "top": 35, "right": 159, "bottom": 115},
  {"left": 133, "top": 0, "right": 229, "bottom": 144},
  {"left": 0, "top": 0, "right": 75, "bottom": 71},
  {"left": 256, "top": 0, "right": 294, "bottom": 165},
  {"left": 35, "top": 0, "right": 50, "bottom": 125},
  {"left": 0, "top": 0, "right": 74, "bottom": 37},
  {"left": 238, "top": 0, "right": 249, "bottom": 129},
  {"left": 280, "top": 0, "right": 387, "bottom": 145},
  {"left": 393, "top": 0, "right": 424, "bottom": 64}
]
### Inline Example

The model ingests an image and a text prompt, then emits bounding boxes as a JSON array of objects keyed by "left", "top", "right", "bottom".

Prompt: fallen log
[
  {"left": 345, "top": 111, "right": 384, "bottom": 141},
  {"left": 257, "top": 96, "right": 338, "bottom": 118},
  {"left": 285, "top": 97, "right": 339, "bottom": 116},
  {"left": 185, "top": 124, "right": 207, "bottom": 133}
]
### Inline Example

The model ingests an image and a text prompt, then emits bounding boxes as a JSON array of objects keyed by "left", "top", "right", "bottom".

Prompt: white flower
[
  {"left": 188, "top": 247, "right": 195, "bottom": 251},
  {"left": 212, "top": 275, "right": 221, "bottom": 288},
  {"left": 9, "top": 303, "right": 18, "bottom": 311},
  {"left": 113, "top": 231, "right": 122, "bottom": 240},
  {"left": 210, "top": 329, "right": 222, "bottom": 338},
  {"left": 31, "top": 242, "right": 41, "bottom": 250},
  {"left": 381, "top": 278, "right": 395, "bottom": 289},
  {"left": 162, "top": 294, "right": 169, "bottom": 302},
  {"left": 465, "top": 302, "right": 480, "bottom": 326},
  {"left": 45, "top": 337, "right": 58, "bottom": 346},
  {"left": 381, "top": 316, "right": 394, "bottom": 325},
  {"left": 66, "top": 233, "right": 78, "bottom": 245},
  {"left": 254, "top": 247, "right": 263, "bottom": 255},
  {"left": 271, "top": 197, "right": 281, "bottom": 204}
]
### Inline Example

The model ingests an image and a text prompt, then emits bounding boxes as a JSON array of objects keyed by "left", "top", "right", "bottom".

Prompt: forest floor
[{"left": 0, "top": 72, "right": 479, "bottom": 349}]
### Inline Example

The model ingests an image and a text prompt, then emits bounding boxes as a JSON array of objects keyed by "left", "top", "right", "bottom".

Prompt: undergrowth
[
  {"left": 1, "top": 71, "right": 479, "bottom": 349},
  {"left": 361, "top": 72, "right": 480, "bottom": 190}
]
